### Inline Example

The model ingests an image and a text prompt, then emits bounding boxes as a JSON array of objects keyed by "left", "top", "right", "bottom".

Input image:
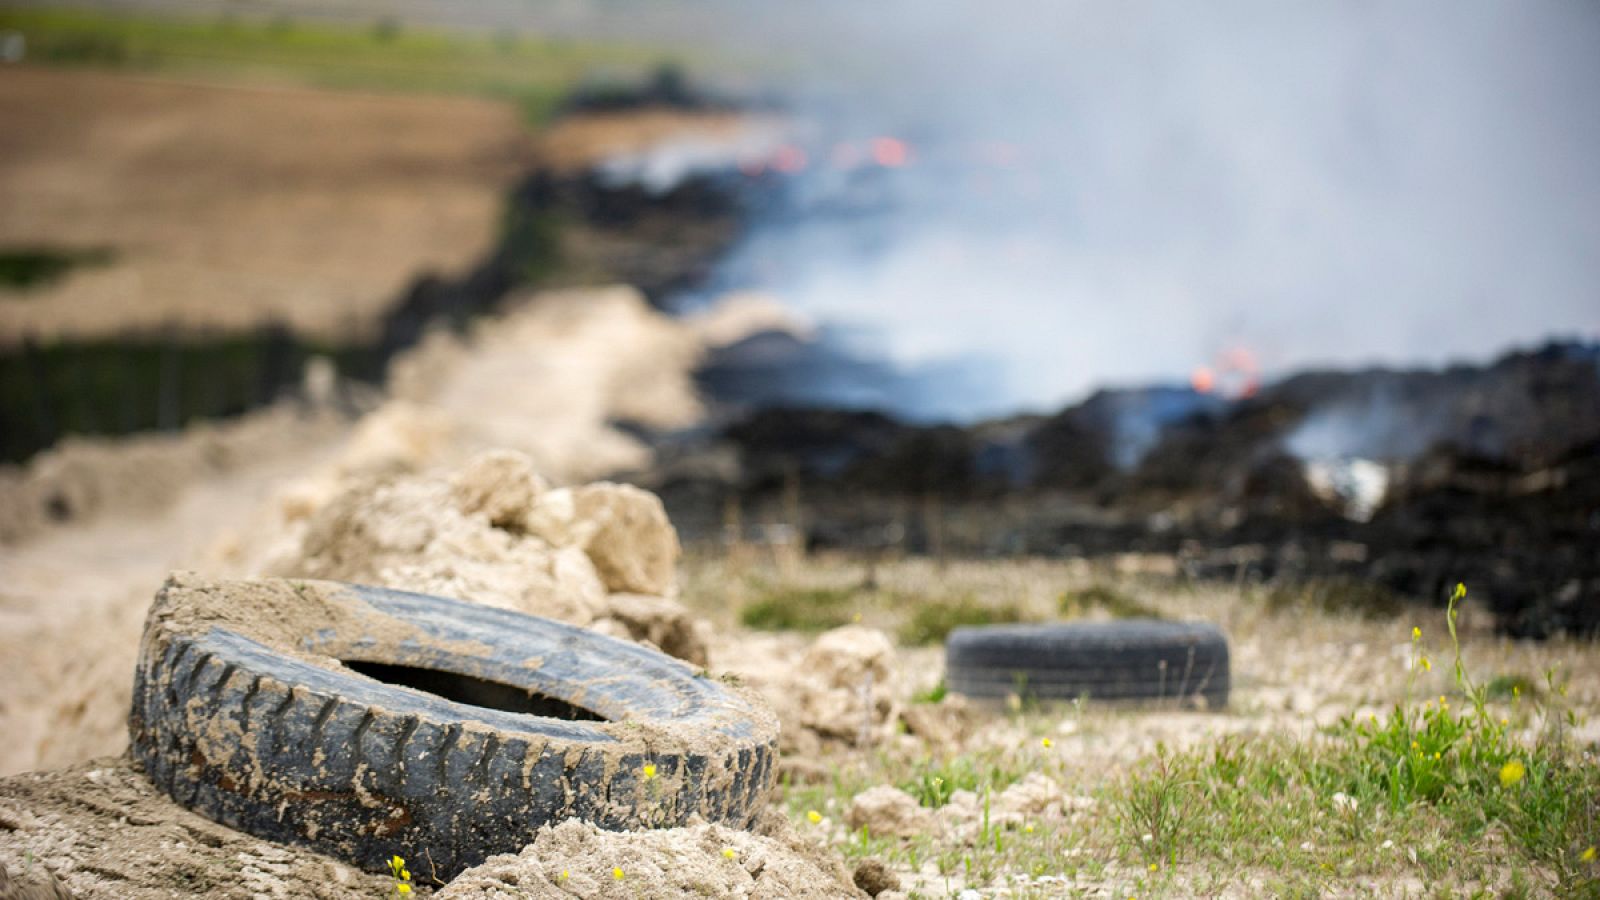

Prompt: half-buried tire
[
  {"left": 945, "top": 620, "right": 1229, "bottom": 707},
  {"left": 127, "top": 573, "right": 778, "bottom": 880}
]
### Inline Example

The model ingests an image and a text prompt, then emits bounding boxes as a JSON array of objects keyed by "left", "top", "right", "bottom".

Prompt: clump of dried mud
[
  {"left": 265, "top": 449, "right": 709, "bottom": 665},
  {"left": 0, "top": 757, "right": 393, "bottom": 899},
  {"left": 438, "top": 812, "right": 861, "bottom": 899}
]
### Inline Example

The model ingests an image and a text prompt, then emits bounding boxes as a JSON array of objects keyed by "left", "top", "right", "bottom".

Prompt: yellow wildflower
[
  {"left": 560, "top": 870, "right": 569, "bottom": 881},
  {"left": 1420, "top": 656, "right": 1432, "bottom": 672},
  {"left": 389, "top": 855, "right": 412, "bottom": 896},
  {"left": 807, "top": 810, "right": 822, "bottom": 824},
  {"left": 1412, "top": 626, "right": 1421, "bottom": 642},
  {"left": 642, "top": 763, "right": 658, "bottom": 780},
  {"left": 1041, "top": 737, "right": 1053, "bottom": 749},
  {"left": 1581, "top": 846, "right": 1596, "bottom": 863},
  {"left": 1499, "top": 760, "right": 1526, "bottom": 788},
  {"left": 723, "top": 848, "right": 737, "bottom": 860},
  {"left": 1148, "top": 862, "right": 1158, "bottom": 872},
  {"left": 1024, "top": 824, "right": 1034, "bottom": 834},
  {"left": 613, "top": 867, "right": 625, "bottom": 881}
]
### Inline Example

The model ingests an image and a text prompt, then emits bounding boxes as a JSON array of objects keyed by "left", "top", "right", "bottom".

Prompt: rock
[
  {"left": 899, "top": 696, "right": 978, "bottom": 748},
  {"left": 845, "top": 786, "right": 931, "bottom": 839},
  {"left": 450, "top": 450, "right": 547, "bottom": 528},
  {"left": 789, "top": 626, "right": 899, "bottom": 745},
  {"left": 0, "top": 861, "right": 75, "bottom": 900},
  {"left": 804, "top": 626, "right": 894, "bottom": 689},
  {"left": 521, "top": 487, "right": 595, "bottom": 548},
  {"left": 602, "top": 593, "right": 710, "bottom": 668},
  {"left": 851, "top": 859, "right": 900, "bottom": 897},
  {"left": 269, "top": 457, "right": 703, "bottom": 662},
  {"left": 572, "top": 483, "right": 680, "bottom": 594},
  {"left": 993, "top": 772, "right": 1065, "bottom": 823}
]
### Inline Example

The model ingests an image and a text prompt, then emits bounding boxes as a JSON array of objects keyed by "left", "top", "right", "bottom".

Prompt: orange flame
[
  {"left": 771, "top": 145, "right": 808, "bottom": 174},
  {"left": 870, "top": 136, "right": 910, "bottom": 168},
  {"left": 1193, "top": 347, "right": 1261, "bottom": 397}
]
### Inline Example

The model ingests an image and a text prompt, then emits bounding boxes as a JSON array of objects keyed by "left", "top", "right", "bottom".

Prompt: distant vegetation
[
  {"left": 0, "top": 8, "right": 673, "bottom": 123},
  {"left": 0, "top": 247, "right": 113, "bottom": 291},
  {"left": 740, "top": 585, "right": 863, "bottom": 633}
]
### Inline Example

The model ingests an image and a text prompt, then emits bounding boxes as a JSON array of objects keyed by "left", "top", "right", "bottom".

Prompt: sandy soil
[{"left": 0, "top": 67, "right": 531, "bottom": 343}]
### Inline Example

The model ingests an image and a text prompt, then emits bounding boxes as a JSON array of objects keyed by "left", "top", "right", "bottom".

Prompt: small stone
[
  {"left": 851, "top": 859, "right": 901, "bottom": 897},
  {"left": 845, "top": 786, "right": 931, "bottom": 838}
]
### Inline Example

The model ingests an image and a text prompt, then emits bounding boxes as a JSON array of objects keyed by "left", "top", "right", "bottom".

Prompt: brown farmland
[{"left": 0, "top": 67, "right": 532, "bottom": 343}]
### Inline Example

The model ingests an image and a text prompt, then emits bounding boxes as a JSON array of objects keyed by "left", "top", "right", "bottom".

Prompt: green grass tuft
[
  {"left": 898, "top": 595, "right": 1027, "bottom": 645},
  {"left": 1058, "top": 583, "right": 1165, "bottom": 620},
  {"left": 739, "top": 585, "right": 861, "bottom": 632}
]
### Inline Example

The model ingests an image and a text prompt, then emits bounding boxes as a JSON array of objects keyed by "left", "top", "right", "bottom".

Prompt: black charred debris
[{"left": 640, "top": 342, "right": 1600, "bottom": 638}]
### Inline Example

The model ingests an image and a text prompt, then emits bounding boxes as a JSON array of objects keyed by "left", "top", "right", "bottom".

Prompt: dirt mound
[
  {"left": 0, "top": 757, "right": 391, "bottom": 899},
  {"left": 0, "top": 404, "right": 347, "bottom": 545},
  {"left": 438, "top": 813, "right": 861, "bottom": 899},
  {"left": 383, "top": 286, "right": 704, "bottom": 483},
  {"left": 267, "top": 450, "right": 708, "bottom": 664}
]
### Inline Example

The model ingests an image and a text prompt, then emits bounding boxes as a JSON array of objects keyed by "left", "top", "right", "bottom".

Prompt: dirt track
[{"left": 0, "top": 67, "right": 531, "bottom": 343}]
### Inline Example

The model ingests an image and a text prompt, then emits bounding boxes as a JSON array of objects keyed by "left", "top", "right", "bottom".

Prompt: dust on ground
[{"left": 0, "top": 67, "right": 529, "bottom": 343}]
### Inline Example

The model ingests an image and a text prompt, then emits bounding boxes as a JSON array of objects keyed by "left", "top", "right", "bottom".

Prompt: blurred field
[
  {"left": 0, "top": 8, "right": 666, "bottom": 120},
  {"left": 0, "top": 66, "right": 529, "bottom": 342},
  {"left": 0, "top": 8, "right": 688, "bottom": 345}
]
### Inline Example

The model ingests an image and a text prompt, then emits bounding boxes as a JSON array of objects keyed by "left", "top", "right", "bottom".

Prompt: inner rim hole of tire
[{"left": 342, "top": 660, "right": 607, "bottom": 721}]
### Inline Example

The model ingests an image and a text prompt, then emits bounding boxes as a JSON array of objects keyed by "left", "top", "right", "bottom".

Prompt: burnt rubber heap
[{"left": 127, "top": 574, "right": 778, "bottom": 880}]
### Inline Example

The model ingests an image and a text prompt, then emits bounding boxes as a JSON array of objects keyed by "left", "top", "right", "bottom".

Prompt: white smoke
[{"left": 691, "top": 0, "right": 1600, "bottom": 419}]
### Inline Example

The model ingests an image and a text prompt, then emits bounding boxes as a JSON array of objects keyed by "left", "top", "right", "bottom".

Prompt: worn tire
[
  {"left": 945, "top": 620, "right": 1229, "bottom": 707},
  {"left": 127, "top": 574, "right": 778, "bottom": 880}
]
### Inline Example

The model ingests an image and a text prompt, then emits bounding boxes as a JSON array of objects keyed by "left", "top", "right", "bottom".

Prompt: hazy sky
[{"left": 698, "top": 1, "right": 1600, "bottom": 418}]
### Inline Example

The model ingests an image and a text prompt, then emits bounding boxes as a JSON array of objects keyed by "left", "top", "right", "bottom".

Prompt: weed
[
  {"left": 898, "top": 595, "right": 1025, "bottom": 645},
  {"left": 739, "top": 584, "right": 861, "bottom": 632},
  {"left": 1262, "top": 576, "right": 1406, "bottom": 619},
  {"left": 911, "top": 678, "right": 947, "bottom": 705},
  {"left": 1059, "top": 584, "right": 1164, "bottom": 620},
  {"left": 1485, "top": 673, "right": 1539, "bottom": 701},
  {"left": 1115, "top": 747, "right": 1195, "bottom": 860},
  {"left": 1105, "top": 583, "right": 1600, "bottom": 892},
  {"left": 0, "top": 247, "right": 113, "bottom": 290}
]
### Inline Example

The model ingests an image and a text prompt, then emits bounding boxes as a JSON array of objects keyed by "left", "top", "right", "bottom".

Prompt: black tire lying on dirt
[
  {"left": 945, "top": 620, "right": 1229, "bottom": 707},
  {"left": 128, "top": 574, "right": 778, "bottom": 881}
]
